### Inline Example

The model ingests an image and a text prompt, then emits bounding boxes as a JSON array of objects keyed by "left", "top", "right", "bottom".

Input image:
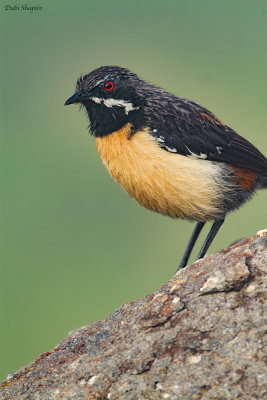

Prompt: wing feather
[{"left": 147, "top": 96, "right": 267, "bottom": 175}]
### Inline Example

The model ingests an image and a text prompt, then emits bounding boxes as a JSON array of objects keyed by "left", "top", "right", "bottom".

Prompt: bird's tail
[
  {"left": 261, "top": 177, "right": 267, "bottom": 189},
  {"left": 259, "top": 173, "right": 267, "bottom": 189},
  {"left": 259, "top": 159, "right": 267, "bottom": 188}
]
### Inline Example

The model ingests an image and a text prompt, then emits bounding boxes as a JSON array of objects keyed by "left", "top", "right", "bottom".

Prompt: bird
[{"left": 65, "top": 66, "right": 267, "bottom": 270}]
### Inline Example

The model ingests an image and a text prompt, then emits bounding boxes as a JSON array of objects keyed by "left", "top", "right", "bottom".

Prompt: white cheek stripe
[
  {"left": 90, "top": 97, "right": 139, "bottom": 115},
  {"left": 91, "top": 96, "right": 102, "bottom": 104}
]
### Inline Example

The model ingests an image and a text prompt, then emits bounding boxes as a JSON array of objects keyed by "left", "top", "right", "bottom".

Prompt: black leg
[
  {"left": 197, "top": 218, "right": 225, "bottom": 260},
  {"left": 178, "top": 221, "right": 205, "bottom": 270}
]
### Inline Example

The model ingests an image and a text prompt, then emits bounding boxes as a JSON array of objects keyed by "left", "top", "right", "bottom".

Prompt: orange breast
[{"left": 95, "top": 124, "right": 232, "bottom": 221}]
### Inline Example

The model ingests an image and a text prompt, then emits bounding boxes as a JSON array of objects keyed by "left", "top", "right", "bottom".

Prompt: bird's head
[{"left": 65, "top": 66, "right": 147, "bottom": 137}]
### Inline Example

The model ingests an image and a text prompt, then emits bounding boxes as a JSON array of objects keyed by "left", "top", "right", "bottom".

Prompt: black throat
[{"left": 84, "top": 102, "right": 146, "bottom": 138}]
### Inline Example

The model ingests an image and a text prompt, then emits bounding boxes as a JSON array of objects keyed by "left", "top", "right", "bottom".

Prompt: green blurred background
[{"left": 1, "top": 0, "right": 266, "bottom": 381}]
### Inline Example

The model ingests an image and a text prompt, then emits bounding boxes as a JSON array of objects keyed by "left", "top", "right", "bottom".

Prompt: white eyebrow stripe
[
  {"left": 90, "top": 97, "right": 139, "bottom": 115},
  {"left": 94, "top": 78, "right": 106, "bottom": 87}
]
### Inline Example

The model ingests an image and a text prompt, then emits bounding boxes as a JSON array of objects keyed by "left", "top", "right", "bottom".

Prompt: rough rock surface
[{"left": 1, "top": 230, "right": 267, "bottom": 400}]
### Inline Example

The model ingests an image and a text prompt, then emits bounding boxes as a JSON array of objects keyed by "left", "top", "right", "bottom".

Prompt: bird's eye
[{"left": 105, "top": 81, "right": 114, "bottom": 91}]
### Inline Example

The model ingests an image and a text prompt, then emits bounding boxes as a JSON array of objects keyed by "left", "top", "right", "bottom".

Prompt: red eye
[{"left": 105, "top": 81, "right": 114, "bottom": 91}]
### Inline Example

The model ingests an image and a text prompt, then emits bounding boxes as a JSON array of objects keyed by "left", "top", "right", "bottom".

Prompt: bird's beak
[{"left": 64, "top": 90, "right": 85, "bottom": 106}]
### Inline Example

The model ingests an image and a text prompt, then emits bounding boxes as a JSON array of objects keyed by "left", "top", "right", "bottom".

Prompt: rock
[{"left": 1, "top": 230, "right": 266, "bottom": 400}]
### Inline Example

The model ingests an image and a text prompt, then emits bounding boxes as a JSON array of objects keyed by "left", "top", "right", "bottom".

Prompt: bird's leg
[
  {"left": 196, "top": 218, "right": 225, "bottom": 261},
  {"left": 178, "top": 221, "right": 205, "bottom": 270}
]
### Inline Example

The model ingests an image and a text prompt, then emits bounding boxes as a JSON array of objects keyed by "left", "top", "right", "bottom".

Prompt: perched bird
[{"left": 65, "top": 66, "right": 267, "bottom": 269}]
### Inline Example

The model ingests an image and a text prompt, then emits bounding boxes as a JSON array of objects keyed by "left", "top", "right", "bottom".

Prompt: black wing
[{"left": 147, "top": 96, "right": 267, "bottom": 175}]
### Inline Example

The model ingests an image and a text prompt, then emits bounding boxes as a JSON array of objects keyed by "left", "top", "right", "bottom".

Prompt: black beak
[{"left": 64, "top": 90, "right": 84, "bottom": 106}]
